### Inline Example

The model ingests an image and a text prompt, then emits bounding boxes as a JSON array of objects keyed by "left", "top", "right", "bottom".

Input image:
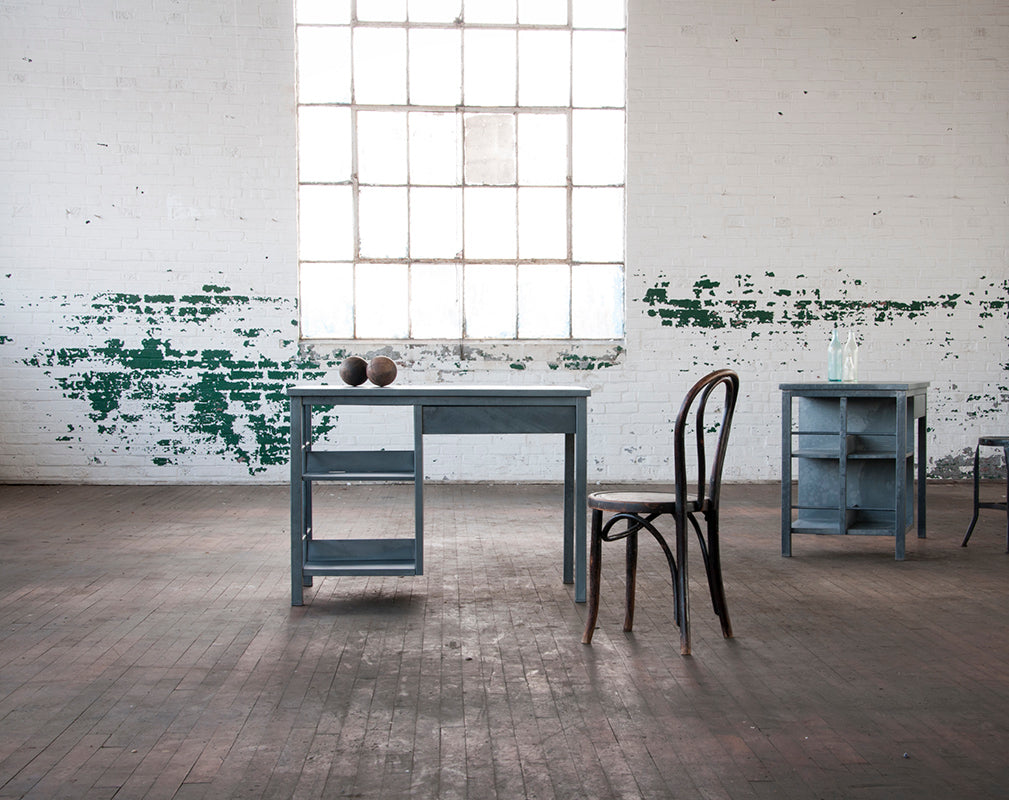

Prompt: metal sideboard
[
  {"left": 780, "top": 381, "right": 929, "bottom": 560},
  {"left": 288, "top": 384, "right": 590, "bottom": 605}
]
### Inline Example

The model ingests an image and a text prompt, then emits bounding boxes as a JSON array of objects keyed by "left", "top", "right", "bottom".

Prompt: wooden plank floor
[{"left": 1, "top": 481, "right": 1008, "bottom": 799}]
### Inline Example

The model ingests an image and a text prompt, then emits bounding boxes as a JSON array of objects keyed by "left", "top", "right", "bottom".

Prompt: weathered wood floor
[{"left": 1, "top": 481, "right": 1008, "bottom": 799}]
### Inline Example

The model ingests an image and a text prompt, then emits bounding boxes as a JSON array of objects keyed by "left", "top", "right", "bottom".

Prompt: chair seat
[
  {"left": 588, "top": 490, "right": 695, "bottom": 514},
  {"left": 978, "top": 436, "right": 1009, "bottom": 448}
]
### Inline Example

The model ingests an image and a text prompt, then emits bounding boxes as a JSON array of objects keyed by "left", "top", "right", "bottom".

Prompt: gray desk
[
  {"left": 289, "top": 385, "right": 590, "bottom": 605},
  {"left": 780, "top": 381, "right": 928, "bottom": 560}
]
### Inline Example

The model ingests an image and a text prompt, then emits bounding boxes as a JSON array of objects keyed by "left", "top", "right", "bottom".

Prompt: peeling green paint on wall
[{"left": 23, "top": 289, "right": 338, "bottom": 474}]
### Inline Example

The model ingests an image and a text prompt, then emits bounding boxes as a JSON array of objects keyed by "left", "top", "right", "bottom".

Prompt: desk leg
[
  {"left": 917, "top": 410, "right": 927, "bottom": 538},
  {"left": 290, "top": 397, "right": 305, "bottom": 606},
  {"left": 563, "top": 432, "right": 574, "bottom": 587},
  {"left": 574, "top": 399, "right": 587, "bottom": 603}
]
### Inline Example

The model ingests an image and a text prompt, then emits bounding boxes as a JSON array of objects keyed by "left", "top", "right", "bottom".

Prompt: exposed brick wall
[{"left": 1, "top": 1, "right": 1006, "bottom": 483}]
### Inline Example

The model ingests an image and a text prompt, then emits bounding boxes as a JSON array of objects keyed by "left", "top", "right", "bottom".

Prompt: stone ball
[
  {"left": 339, "top": 356, "right": 368, "bottom": 386},
  {"left": 366, "top": 356, "right": 398, "bottom": 387}
]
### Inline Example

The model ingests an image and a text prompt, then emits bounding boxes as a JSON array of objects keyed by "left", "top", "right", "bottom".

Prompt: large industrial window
[{"left": 296, "top": 0, "right": 625, "bottom": 340}]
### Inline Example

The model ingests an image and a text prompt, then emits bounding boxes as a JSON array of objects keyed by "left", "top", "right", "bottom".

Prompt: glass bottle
[
  {"left": 827, "top": 329, "right": 843, "bottom": 381},
  {"left": 842, "top": 331, "right": 859, "bottom": 381}
]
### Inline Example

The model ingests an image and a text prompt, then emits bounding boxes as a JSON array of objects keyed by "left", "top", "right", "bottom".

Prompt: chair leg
[
  {"left": 624, "top": 526, "right": 637, "bottom": 632},
  {"left": 582, "top": 509, "right": 603, "bottom": 644},
  {"left": 675, "top": 512, "right": 690, "bottom": 656},
  {"left": 962, "top": 445, "right": 981, "bottom": 547},
  {"left": 705, "top": 523, "right": 733, "bottom": 639},
  {"left": 1004, "top": 445, "right": 1009, "bottom": 553}
]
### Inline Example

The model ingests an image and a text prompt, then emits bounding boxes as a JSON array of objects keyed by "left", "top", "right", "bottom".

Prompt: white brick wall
[{"left": 1, "top": 0, "right": 1006, "bottom": 484}]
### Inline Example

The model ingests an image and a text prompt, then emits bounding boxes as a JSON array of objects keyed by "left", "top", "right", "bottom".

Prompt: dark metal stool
[{"left": 961, "top": 436, "right": 1009, "bottom": 551}]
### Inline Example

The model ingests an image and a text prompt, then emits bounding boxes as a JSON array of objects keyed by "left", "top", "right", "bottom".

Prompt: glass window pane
[
  {"left": 356, "top": 264, "right": 409, "bottom": 338},
  {"left": 357, "top": 111, "right": 407, "bottom": 184},
  {"left": 572, "top": 31, "right": 624, "bottom": 108},
  {"left": 464, "top": 114, "right": 515, "bottom": 186},
  {"left": 572, "top": 109, "right": 624, "bottom": 185},
  {"left": 464, "top": 29, "right": 516, "bottom": 106},
  {"left": 297, "top": 0, "right": 350, "bottom": 24},
  {"left": 299, "top": 185, "right": 354, "bottom": 260},
  {"left": 519, "top": 264, "right": 570, "bottom": 338},
  {"left": 572, "top": 263, "right": 623, "bottom": 338},
  {"left": 518, "top": 31, "right": 570, "bottom": 107},
  {"left": 517, "top": 114, "right": 568, "bottom": 186},
  {"left": 518, "top": 0, "right": 566, "bottom": 25},
  {"left": 465, "top": 264, "right": 516, "bottom": 338},
  {"left": 358, "top": 0, "right": 407, "bottom": 22},
  {"left": 572, "top": 187, "right": 623, "bottom": 262},
  {"left": 464, "top": 0, "right": 515, "bottom": 24},
  {"left": 573, "top": 0, "right": 625, "bottom": 29},
  {"left": 298, "top": 106, "right": 351, "bottom": 183},
  {"left": 409, "top": 0, "right": 461, "bottom": 22},
  {"left": 410, "top": 187, "right": 462, "bottom": 257},
  {"left": 354, "top": 28, "right": 407, "bottom": 104},
  {"left": 359, "top": 187, "right": 408, "bottom": 257},
  {"left": 409, "top": 112, "right": 461, "bottom": 185},
  {"left": 300, "top": 262, "right": 354, "bottom": 338},
  {"left": 411, "top": 263, "right": 463, "bottom": 338},
  {"left": 297, "top": 27, "right": 351, "bottom": 103},
  {"left": 518, "top": 188, "right": 566, "bottom": 259},
  {"left": 464, "top": 188, "right": 516, "bottom": 259},
  {"left": 409, "top": 28, "right": 461, "bottom": 106}
]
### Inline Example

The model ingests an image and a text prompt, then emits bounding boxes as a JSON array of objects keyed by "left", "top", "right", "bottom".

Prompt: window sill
[{"left": 298, "top": 339, "right": 626, "bottom": 372}]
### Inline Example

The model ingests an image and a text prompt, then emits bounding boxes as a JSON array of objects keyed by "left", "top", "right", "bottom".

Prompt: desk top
[
  {"left": 289, "top": 384, "right": 591, "bottom": 399},
  {"left": 779, "top": 381, "right": 929, "bottom": 394}
]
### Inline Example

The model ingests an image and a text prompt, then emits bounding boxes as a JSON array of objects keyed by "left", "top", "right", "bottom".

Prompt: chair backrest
[{"left": 673, "top": 369, "right": 740, "bottom": 512}]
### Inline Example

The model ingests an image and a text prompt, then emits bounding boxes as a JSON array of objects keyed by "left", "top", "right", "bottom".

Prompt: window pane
[
  {"left": 356, "top": 264, "right": 409, "bottom": 338},
  {"left": 518, "top": 188, "right": 566, "bottom": 258},
  {"left": 519, "top": 264, "right": 570, "bottom": 338},
  {"left": 464, "top": 114, "right": 515, "bottom": 186},
  {"left": 354, "top": 28, "right": 407, "bottom": 104},
  {"left": 518, "top": 31, "right": 570, "bottom": 107},
  {"left": 465, "top": 264, "right": 516, "bottom": 337},
  {"left": 464, "top": 29, "right": 516, "bottom": 106},
  {"left": 572, "top": 263, "right": 623, "bottom": 338},
  {"left": 358, "top": 0, "right": 407, "bottom": 22},
  {"left": 464, "top": 0, "right": 515, "bottom": 24},
  {"left": 572, "top": 187, "right": 623, "bottom": 262},
  {"left": 572, "top": 0, "right": 625, "bottom": 29},
  {"left": 298, "top": 106, "right": 351, "bottom": 183},
  {"left": 359, "top": 187, "right": 408, "bottom": 257},
  {"left": 297, "top": 0, "right": 350, "bottom": 24},
  {"left": 409, "top": 112, "right": 461, "bottom": 185},
  {"left": 409, "top": 29, "right": 461, "bottom": 106},
  {"left": 572, "top": 31, "right": 624, "bottom": 108},
  {"left": 572, "top": 109, "right": 624, "bottom": 185},
  {"left": 411, "top": 263, "right": 463, "bottom": 338},
  {"left": 357, "top": 111, "right": 407, "bottom": 184},
  {"left": 464, "top": 188, "right": 516, "bottom": 259},
  {"left": 300, "top": 263, "right": 354, "bottom": 338},
  {"left": 299, "top": 185, "right": 354, "bottom": 260},
  {"left": 297, "top": 27, "right": 351, "bottom": 103},
  {"left": 517, "top": 114, "right": 567, "bottom": 186},
  {"left": 410, "top": 187, "right": 462, "bottom": 257},
  {"left": 409, "top": 0, "right": 461, "bottom": 23},
  {"left": 518, "top": 0, "right": 566, "bottom": 25}
]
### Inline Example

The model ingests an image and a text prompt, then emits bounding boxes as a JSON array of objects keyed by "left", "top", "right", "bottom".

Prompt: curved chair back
[{"left": 673, "top": 369, "right": 740, "bottom": 513}]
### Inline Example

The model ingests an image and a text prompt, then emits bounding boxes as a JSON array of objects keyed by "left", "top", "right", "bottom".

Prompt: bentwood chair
[{"left": 582, "top": 369, "right": 739, "bottom": 655}]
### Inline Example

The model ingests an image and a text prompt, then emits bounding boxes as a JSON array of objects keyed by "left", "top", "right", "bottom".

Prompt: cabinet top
[{"left": 779, "top": 381, "right": 929, "bottom": 393}]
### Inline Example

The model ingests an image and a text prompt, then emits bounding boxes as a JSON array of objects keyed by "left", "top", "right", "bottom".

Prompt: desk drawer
[{"left": 422, "top": 405, "right": 576, "bottom": 435}]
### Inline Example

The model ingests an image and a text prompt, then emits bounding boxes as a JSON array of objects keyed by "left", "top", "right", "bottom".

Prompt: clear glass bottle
[
  {"left": 842, "top": 331, "right": 859, "bottom": 381},
  {"left": 827, "top": 329, "right": 843, "bottom": 381}
]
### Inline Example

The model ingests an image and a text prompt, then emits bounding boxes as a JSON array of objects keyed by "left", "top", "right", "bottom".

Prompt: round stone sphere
[
  {"left": 339, "top": 356, "right": 368, "bottom": 386},
  {"left": 367, "top": 356, "right": 398, "bottom": 387}
]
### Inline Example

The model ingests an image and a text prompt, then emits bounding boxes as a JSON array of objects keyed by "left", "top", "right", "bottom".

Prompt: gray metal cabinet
[
  {"left": 288, "top": 385, "right": 590, "bottom": 605},
  {"left": 780, "top": 382, "right": 928, "bottom": 560}
]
